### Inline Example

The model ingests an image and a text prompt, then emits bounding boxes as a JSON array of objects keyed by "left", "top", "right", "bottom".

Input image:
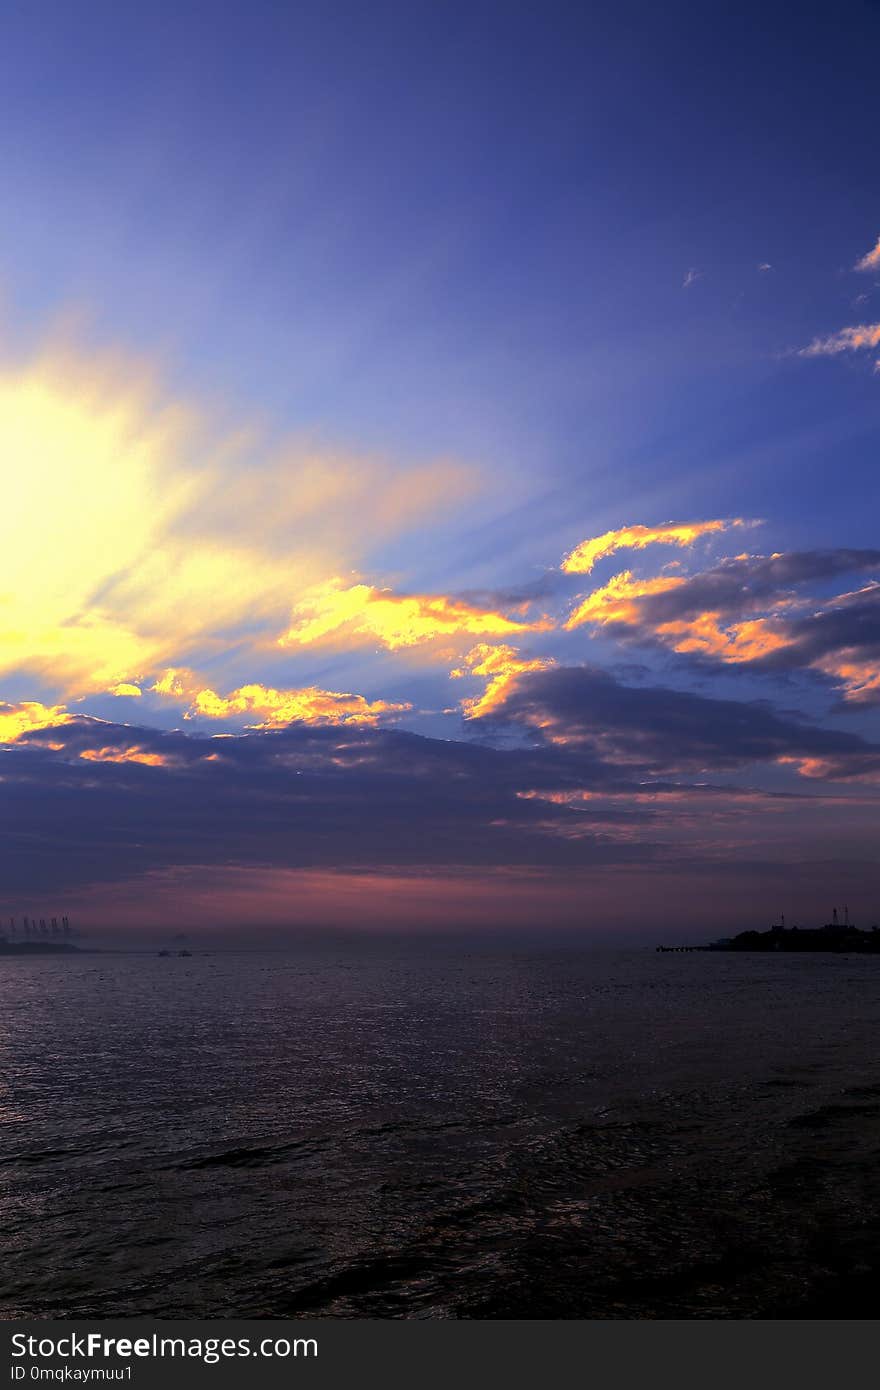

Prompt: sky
[{"left": 1, "top": 0, "right": 879, "bottom": 939}]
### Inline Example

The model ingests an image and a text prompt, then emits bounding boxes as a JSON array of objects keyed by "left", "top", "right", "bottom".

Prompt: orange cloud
[
  {"left": 561, "top": 519, "right": 745, "bottom": 574},
  {"left": 566, "top": 571, "right": 685, "bottom": 628},
  {"left": 279, "top": 579, "right": 547, "bottom": 652},
  {"left": 776, "top": 755, "right": 842, "bottom": 780},
  {"left": 654, "top": 613, "right": 790, "bottom": 663},
  {"left": 812, "top": 655, "right": 880, "bottom": 706},
  {"left": 451, "top": 643, "right": 555, "bottom": 718},
  {"left": 0, "top": 700, "right": 72, "bottom": 743},
  {"left": 799, "top": 323, "right": 880, "bottom": 357},
  {"left": 151, "top": 668, "right": 410, "bottom": 727},
  {"left": 855, "top": 236, "right": 880, "bottom": 273},
  {"left": 565, "top": 564, "right": 880, "bottom": 704},
  {"left": 565, "top": 570, "right": 867, "bottom": 682},
  {"left": 80, "top": 745, "right": 168, "bottom": 767},
  {"left": 776, "top": 753, "right": 880, "bottom": 785}
]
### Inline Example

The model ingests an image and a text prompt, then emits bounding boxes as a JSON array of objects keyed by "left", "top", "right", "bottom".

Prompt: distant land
[
  {"left": 0, "top": 940, "right": 80, "bottom": 955},
  {"left": 0, "top": 914, "right": 78, "bottom": 954},
  {"left": 659, "top": 911, "right": 880, "bottom": 953}
]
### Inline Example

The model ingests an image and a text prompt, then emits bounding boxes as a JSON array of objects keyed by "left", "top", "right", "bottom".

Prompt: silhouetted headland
[{"left": 658, "top": 906, "right": 880, "bottom": 953}]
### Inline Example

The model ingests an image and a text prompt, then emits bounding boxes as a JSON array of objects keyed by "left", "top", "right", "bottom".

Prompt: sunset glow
[{"left": 1, "top": 2, "right": 877, "bottom": 937}]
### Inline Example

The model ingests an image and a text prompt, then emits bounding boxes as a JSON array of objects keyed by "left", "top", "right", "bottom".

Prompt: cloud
[
  {"left": 278, "top": 578, "right": 548, "bottom": 652},
  {"left": 79, "top": 744, "right": 169, "bottom": 767},
  {"left": 855, "top": 236, "right": 880, "bottom": 273},
  {"left": 2, "top": 680, "right": 878, "bottom": 929},
  {"left": 451, "top": 644, "right": 556, "bottom": 718},
  {"left": 563, "top": 550, "right": 880, "bottom": 703},
  {"left": 798, "top": 323, "right": 880, "bottom": 357},
  {"left": 0, "top": 701, "right": 72, "bottom": 743},
  {"left": 566, "top": 571, "right": 686, "bottom": 628},
  {"left": 814, "top": 657, "right": 880, "bottom": 707},
  {"left": 150, "top": 667, "right": 411, "bottom": 727},
  {"left": 0, "top": 704, "right": 175, "bottom": 763},
  {"left": 3, "top": 698, "right": 876, "bottom": 908},
  {"left": 561, "top": 519, "right": 746, "bottom": 575},
  {"left": 766, "top": 583, "right": 880, "bottom": 704},
  {"left": 682, "top": 268, "right": 703, "bottom": 289},
  {"left": 579, "top": 550, "right": 879, "bottom": 619},
  {"left": 652, "top": 612, "right": 789, "bottom": 664},
  {"left": 190, "top": 684, "right": 410, "bottom": 728},
  {"left": 472, "top": 662, "right": 880, "bottom": 781},
  {"left": 0, "top": 715, "right": 658, "bottom": 902}
]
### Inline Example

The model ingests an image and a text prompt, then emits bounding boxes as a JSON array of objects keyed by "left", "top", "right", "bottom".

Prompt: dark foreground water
[{"left": 2, "top": 946, "right": 880, "bottom": 1319}]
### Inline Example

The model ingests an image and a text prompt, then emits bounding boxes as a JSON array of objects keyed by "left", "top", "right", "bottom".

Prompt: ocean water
[{"left": 2, "top": 946, "right": 880, "bottom": 1319}]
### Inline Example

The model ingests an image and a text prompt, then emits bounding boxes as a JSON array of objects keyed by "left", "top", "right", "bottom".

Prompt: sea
[{"left": 2, "top": 945, "right": 880, "bottom": 1319}]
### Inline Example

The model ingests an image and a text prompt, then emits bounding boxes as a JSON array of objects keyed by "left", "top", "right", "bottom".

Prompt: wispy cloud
[
  {"left": 855, "top": 235, "right": 880, "bottom": 273},
  {"left": 561, "top": 519, "right": 746, "bottom": 575},
  {"left": 682, "top": 268, "right": 703, "bottom": 289},
  {"left": 798, "top": 323, "right": 880, "bottom": 357}
]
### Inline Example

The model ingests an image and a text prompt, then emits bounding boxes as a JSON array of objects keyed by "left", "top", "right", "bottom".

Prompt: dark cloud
[
  {"left": 0, "top": 716, "right": 652, "bottom": 896},
  {"left": 476, "top": 663, "right": 880, "bottom": 779},
  {"left": 575, "top": 550, "right": 880, "bottom": 701},
  {"left": 455, "top": 575, "right": 561, "bottom": 610},
  {"left": 4, "top": 661, "right": 880, "bottom": 902},
  {"left": 758, "top": 585, "right": 880, "bottom": 682},
  {"left": 604, "top": 550, "right": 880, "bottom": 628}
]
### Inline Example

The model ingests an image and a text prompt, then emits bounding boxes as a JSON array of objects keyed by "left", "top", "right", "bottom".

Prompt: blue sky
[{"left": 1, "top": 1, "right": 879, "bottom": 933}]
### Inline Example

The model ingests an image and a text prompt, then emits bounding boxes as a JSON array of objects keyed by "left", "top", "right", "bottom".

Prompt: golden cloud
[
  {"left": 151, "top": 668, "right": 410, "bottom": 727},
  {"left": 0, "top": 700, "right": 72, "bottom": 743},
  {"left": 561, "top": 519, "right": 744, "bottom": 574},
  {"left": 150, "top": 668, "right": 191, "bottom": 697},
  {"left": 451, "top": 643, "right": 555, "bottom": 719},
  {"left": 565, "top": 571, "right": 685, "bottom": 629},
  {"left": 279, "top": 578, "right": 547, "bottom": 652}
]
